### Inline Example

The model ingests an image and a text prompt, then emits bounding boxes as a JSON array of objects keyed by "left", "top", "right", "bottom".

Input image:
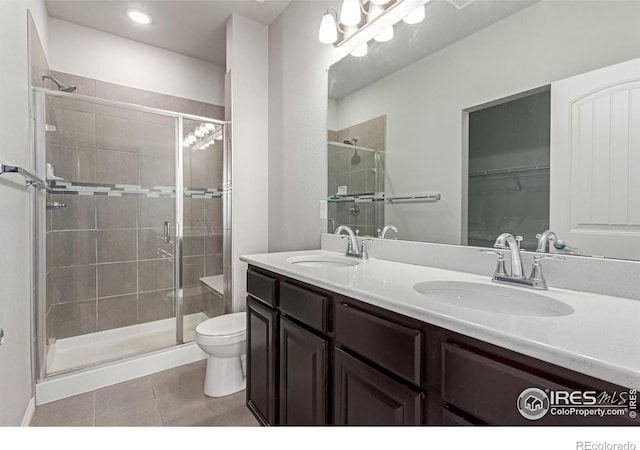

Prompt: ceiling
[{"left": 44, "top": 0, "right": 292, "bottom": 66}]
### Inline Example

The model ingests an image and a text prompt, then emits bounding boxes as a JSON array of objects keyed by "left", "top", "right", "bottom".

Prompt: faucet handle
[
  {"left": 533, "top": 254, "right": 565, "bottom": 263},
  {"left": 515, "top": 236, "right": 523, "bottom": 250},
  {"left": 529, "top": 254, "right": 564, "bottom": 289},
  {"left": 360, "top": 238, "right": 373, "bottom": 260},
  {"left": 479, "top": 249, "right": 508, "bottom": 278},
  {"left": 479, "top": 249, "right": 503, "bottom": 257}
]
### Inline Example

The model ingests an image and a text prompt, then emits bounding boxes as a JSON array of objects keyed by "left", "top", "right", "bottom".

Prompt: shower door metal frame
[{"left": 33, "top": 87, "right": 227, "bottom": 377}]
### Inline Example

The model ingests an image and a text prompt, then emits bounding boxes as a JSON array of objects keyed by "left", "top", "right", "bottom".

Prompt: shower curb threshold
[{"left": 35, "top": 342, "right": 207, "bottom": 405}]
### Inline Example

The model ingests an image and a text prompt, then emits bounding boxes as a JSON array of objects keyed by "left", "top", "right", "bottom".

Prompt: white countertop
[{"left": 240, "top": 249, "right": 640, "bottom": 388}]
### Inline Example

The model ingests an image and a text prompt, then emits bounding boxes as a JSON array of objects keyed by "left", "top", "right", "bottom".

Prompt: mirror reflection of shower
[
  {"left": 327, "top": 113, "right": 387, "bottom": 236},
  {"left": 41, "top": 73, "right": 76, "bottom": 92},
  {"left": 343, "top": 138, "right": 362, "bottom": 165}
]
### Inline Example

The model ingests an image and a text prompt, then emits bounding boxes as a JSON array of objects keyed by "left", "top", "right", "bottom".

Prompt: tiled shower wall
[
  {"left": 328, "top": 115, "right": 386, "bottom": 238},
  {"left": 44, "top": 71, "right": 225, "bottom": 340}
]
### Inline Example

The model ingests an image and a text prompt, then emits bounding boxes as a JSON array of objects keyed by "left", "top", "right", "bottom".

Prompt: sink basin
[
  {"left": 413, "top": 281, "right": 574, "bottom": 317},
  {"left": 286, "top": 255, "right": 361, "bottom": 268}
]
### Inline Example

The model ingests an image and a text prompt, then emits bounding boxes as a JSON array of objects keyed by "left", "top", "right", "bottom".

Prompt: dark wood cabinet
[
  {"left": 279, "top": 317, "right": 328, "bottom": 425},
  {"left": 334, "top": 300, "right": 422, "bottom": 386},
  {"left": 334, "top": 348, "right": 422, "bottom": 426},
  {"left": 246, "top": 296, "right": 278, "bottom": 426},
  {"left": 245, "top": 265, "right": 638, "bottom": 427}
]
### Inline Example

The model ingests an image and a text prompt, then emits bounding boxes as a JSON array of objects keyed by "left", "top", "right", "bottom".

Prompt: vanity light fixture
[
  {"left": 184, "top": 123, "right": 223, "bottom": 151},
  {"left": 340, "top": 0, "right": 362, "bottom": 27},
  {"left": 127, "top": 9, "right": 152, "bottom": 25},
  {"left": 318, "top": 0, "right": 404, "bottom": 47},
  {"left": 402, "top": 5, "right": 425, "bottom": 24},
  {"left": 374, "top": 26, "right": 394, "bottom": 43},
  {"left": 351, "top": 43, "right": 368, "bottom": 57}
]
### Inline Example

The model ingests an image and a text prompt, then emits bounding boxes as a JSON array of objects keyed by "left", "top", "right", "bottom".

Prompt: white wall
[
  {"left": 0, "top": 0, "right": 48, "bottom": 427},
  {"left": 329, "top": 1, "right": 640, "bottom": 244},
  {"left": 267, "top": 0, "right": 425, "bottom": 252},
  {"left": 47, "top": 17, "right": 225, "bottom": 106},
  {"left": 226, "top": 14, "right": 269, "bottom": 310}
]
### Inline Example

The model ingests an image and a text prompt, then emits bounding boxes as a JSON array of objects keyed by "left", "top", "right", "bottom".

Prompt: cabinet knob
[{"left": 0, "top": 328, "right": 5, "bottom": 346}]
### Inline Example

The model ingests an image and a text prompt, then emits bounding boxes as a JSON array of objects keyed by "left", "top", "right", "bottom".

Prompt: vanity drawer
[
  {"left": 443, "top": 343, "right": 562, "bottom": 425},
  {"left": 279, "top": 281, "right": 328, "bottom": 334},
  {"left": 334, "top": 301, "right": 422, "bottom": 386},
  {"left": 441, "top": 343, "right": 632, "bottom": 425},
  {"left": 247, "top": 269, "right": 278, "bottom": 307}
]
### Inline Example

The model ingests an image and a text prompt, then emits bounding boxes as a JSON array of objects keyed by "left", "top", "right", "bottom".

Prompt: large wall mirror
[{"left": 327, "top": 0, "right": 640, "bottom": 261}]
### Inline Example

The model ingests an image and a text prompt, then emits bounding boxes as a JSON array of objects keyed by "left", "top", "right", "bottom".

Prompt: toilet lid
[{"left": 196, "top": 312, "right": 246, "bottom": 337}]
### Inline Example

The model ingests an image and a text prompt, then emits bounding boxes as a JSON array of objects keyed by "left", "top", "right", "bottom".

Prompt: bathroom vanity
[{"left": 241, "top": 250, "right": 640, "bottom": 426}]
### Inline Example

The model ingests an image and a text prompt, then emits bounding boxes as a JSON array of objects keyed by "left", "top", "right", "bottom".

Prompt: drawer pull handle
[{"left": 341, "top": 302, "right": 349, "bottom": 308}]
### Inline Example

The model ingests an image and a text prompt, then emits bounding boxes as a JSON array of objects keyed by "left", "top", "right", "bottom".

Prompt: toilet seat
[{"left": 195, "top": 312, "right": 246, "bottom": 346}]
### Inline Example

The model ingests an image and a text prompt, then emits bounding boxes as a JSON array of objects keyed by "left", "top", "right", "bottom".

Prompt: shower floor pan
[{"left": 46, "top": 312, "right": 207, "bottom": 376}]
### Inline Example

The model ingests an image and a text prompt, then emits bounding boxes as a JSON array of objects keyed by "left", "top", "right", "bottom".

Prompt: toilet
[{"left": 195, "top": 312, "right": 247, "bottom": 397}]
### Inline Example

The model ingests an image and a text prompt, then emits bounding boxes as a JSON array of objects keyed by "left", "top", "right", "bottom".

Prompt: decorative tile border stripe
[
  {"left": 48, "top": 181, "right": 222, "bottom": 199},
  {"left": 328, "top": 193, "right": 385, "bottom": 203}
]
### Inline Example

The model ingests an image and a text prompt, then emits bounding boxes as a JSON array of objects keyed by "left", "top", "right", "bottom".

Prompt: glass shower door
[
  {"left": 40, "top": 91, "right": 180, "bottom": 376},
  {"left": 180, "top": 118, "right": 226, "bottom": 343}
]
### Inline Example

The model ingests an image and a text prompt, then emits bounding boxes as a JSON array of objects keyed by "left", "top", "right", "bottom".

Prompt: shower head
[
  {"left": 41, "top": 74, "right": 77, "bottom": 93},
  {"left": 343, "top": 138, "right": 358, "bottom": 146}
]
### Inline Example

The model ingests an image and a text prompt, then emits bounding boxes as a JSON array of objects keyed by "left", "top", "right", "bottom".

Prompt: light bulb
[
  {"left": 318, "top": 11, "right": 338, "bottom": 44},
  {"left": 351, "top": 42, "right": 368, "bottom": 57},
  {"left": 374, "top": 26, "right": 394, "bottom": 43},
  {"left": 198, "top": 125, "right": 210, "bottom": 134},
  {"left": 403, "top": 5, "right": 425, "bottom": 25},
  {"left": 205, "top": 123, "right": 216, "bottom": 130},
  {"left": 194, "top": 130, "right": 204, "bottom": 138},
  {"left": 127, "top": 9, "right": 152, "bottom": 25},
  {"left": 340, "top": 0, "right": 361, "bottom": 27}
]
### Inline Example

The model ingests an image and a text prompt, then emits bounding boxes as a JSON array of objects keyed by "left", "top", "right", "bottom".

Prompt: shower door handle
[{"left": 164, "top": 221, "right": 171, "bottom": 244}]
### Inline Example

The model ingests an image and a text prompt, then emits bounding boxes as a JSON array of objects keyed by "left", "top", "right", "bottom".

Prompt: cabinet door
[
  {"left": 334, "top": 348, "right": 422, "bottom": 426},
  {"left": 279, "top": 317, "right": 328, "bottom": 425},
  {"left": 246, "top": 296, "right": 277, "bottom": 425}
]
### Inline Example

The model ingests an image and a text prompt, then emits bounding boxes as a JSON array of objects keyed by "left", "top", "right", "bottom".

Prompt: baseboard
[{"left": 21, "top": 397, "right": 36, "bottom": 426}]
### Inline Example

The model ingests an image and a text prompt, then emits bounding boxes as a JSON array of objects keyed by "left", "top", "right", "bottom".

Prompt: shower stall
[
  {"left": 327, "top": 141, "right": 385, "bottom": 237},
  {"left": 32, "top": 87, "right": 228, "bottom": 385}
]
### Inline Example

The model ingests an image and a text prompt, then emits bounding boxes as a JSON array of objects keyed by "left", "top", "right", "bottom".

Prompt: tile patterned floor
[{"left": 30, "top": 360, "right": 259, "bottom": 427}]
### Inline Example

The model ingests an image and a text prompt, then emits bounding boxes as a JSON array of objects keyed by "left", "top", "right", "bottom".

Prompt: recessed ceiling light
[{"left": 127, "top": 9, "right": 152, "bottom": 25}]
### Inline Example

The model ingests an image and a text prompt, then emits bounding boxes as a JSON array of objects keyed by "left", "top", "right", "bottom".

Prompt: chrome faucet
[
  {"left": 335, "top": 225, "right": 370, "bottom": 260},
  {"left": 481, "top": 232, "right": 565, "bottom": 290},
  {"left": 536, "top": 230, "right": 580, "bottom": 255},
  {"left": 536, "top": 230, "right": 558, "bottom": 253},
  {"left": 493, "top": 233, "right": 524, "bottom": 279},
  {"left": 378, "top": 225, "right": 398, "bottom": 239}
]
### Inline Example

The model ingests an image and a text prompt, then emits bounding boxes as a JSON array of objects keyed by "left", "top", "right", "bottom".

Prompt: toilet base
[{"left": 203, "top": 354, "right": 246, "bottom": 398}]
